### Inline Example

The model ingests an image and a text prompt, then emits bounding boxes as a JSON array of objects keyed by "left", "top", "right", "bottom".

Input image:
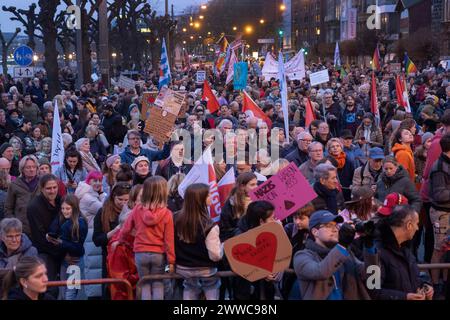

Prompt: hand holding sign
[{"left": 224, "top": 222, "right": 292, "bottom": 282}]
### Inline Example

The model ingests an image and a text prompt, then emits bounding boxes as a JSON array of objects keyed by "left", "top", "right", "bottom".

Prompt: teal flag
[{"left": 233, "top": 62, "right": 248, "bottom": 90}]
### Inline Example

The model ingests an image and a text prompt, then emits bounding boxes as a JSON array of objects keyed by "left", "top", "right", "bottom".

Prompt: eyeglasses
[
  {"left": 318, "top": 223, "right": 339, "bottom": 230},
  {"left": 5, "top": 234, "right": 21, "bottom": 241},
  {"left": 300, "top": 139, "right": 313, "bottom": 143}
]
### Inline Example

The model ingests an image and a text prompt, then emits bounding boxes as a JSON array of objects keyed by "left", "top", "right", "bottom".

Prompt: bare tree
[
  {"left": 2, "top": 4, "right": 41, "bottom": 51},
  {"left": 0, "top": 27, "right": 21, "bottom": 76}
]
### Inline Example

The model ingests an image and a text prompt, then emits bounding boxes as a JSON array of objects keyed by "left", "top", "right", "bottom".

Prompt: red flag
[
  {"left": 395, "top": 75, "right": 406, "bottom": 108},
  {"left": 217, "top": 168, "right": 235, "bottom": 207},
  {"left": 372, "top": 46, "right": 381, "bottom": 71},
  {"left": 371, "top": 72, "right": 380, "bottom": 125},
  {"left": 202, "top": 81, "right": 220, "bottom": 113},
  {"left": 305, "top": 98, "right": 316, "bottom": 128},
  {"left": 242, "top": 90, "right": 272, "bottom": 128}
]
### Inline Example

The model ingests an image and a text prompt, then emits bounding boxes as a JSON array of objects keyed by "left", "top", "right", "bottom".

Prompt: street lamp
[
  {"left": 182, "top": 28, "right": 187, "bottom": 32},
  {"left": 33, "top": 54, "right": 39, "bottom": 62},
  {"left": 190, "top": 35, "right": 194, "bottom": 40},
  {"left": 233, "top": 26, "right": 237, "bottom": 31},
  {"left": 245, "top": 25, "right": 253, "bottom": 34},
  {"left": 201, "top": 5, "right": 207, "bottom": 10},
  {"left": 260, "top": 19, "right": 265, "bottom": 24},
  {"left": 199, "top": 15, "right": 204, "bottom": 20},
  {"left": 194, "top": 22, "right": 200, "bottom": 29},
  {"left": 111, "top": 52, "right": 117, "bottom": 58},
  {"left": 68, "top": 54, "right": 73, "bottom": 60},
  {"left": 280, "top": 4, "right": 286, "bottom": 11}
]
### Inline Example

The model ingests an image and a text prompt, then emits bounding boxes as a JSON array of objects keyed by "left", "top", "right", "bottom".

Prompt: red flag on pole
[
  {"left": 242, "top": 90, "right": 272, "bottom": 128},
  {"left": 305, "top": 98, "right": 316, "bottom": 128},
  {"left": 395, "top": 75, "right": 406, "bottom": 108},
  {"left": 372, "top": 45, "right": 381, "bottom": 71},
  {"left": 371, "top": 72, "right": 380, "bottom": 126},
  {"left": 202, "top": 81, "right": 220, "bottom": 114}
]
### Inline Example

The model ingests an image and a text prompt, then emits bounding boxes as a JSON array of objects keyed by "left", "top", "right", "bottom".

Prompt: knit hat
[
  {"left": 131, "top": 156, "right": 149, "bottom": 171},
  {"left": 106, "top": 154, "right": 120, "bottom": 168},
  {"left": 0, "top": 143, "right": 12, "bottom": 156},
  {"left": 38, "top": 157, "right": 50, "bottom": 167},
  {"left": 421, "top": 132, "right": 434, "bottom": 145}
]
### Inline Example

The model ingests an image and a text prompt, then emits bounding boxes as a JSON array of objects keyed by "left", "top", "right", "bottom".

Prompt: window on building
[{"left": 316, "top": 27, "right": 321, "bottom": 35}]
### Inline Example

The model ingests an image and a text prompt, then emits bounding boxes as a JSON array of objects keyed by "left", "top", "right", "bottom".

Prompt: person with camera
[
  {"left": 371, "top": 205, "right": 434, "bottom": 300},
  {"left": 293, "top": 210, "right": 378, "bottom": 300}
]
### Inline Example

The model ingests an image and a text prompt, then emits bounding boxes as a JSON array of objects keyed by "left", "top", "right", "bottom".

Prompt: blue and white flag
[
  {"left": 277, "top": 51, "right": 290, "bottom": 144},
  {"left": 334, "top": 42, "right": 341, "bottom": 68},
  {"left": 50, "top": 103, "right": 64, "bottom": 173},
  {"left": 159, "top": 38, "right": 171, "bottom": 89}
]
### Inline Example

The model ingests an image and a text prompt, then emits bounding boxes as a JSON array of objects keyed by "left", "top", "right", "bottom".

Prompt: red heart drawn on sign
[{"left": 231, "top": 232, "right": 277, "bottom": 272}]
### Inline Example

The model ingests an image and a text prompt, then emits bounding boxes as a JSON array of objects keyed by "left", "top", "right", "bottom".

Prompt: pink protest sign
[{"left": 250, "top": 162, "right": 317, "bottom": 220}]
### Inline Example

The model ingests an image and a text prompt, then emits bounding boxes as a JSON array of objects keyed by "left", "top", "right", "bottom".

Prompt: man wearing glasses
[
  {"left": 300, "top": 142, "right": 324, "bottom": 185},
  {"left": 286, "top": 132, "right": 313, "bottom": 167},
  {"left": 293, "top": 210, "right": 378, "bottom": 300},
  {"left": 119, "top": 130, "right": 170, "bottom": 166}
]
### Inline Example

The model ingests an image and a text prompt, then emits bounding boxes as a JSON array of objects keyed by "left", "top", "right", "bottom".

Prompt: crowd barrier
[
  {"left": 135, "top": 264, "right": 450, "bottom": 300},
  {"left": 47, "top": 278, "right": 133, "bottom": 300}
]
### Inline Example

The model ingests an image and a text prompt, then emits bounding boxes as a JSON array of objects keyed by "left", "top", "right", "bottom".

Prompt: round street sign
[{"left": 13, "top": 45, "right": 34, "bottom": 67}]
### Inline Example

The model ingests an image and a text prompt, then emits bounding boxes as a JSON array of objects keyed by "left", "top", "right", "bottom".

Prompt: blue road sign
[{"left": 13, "top": 45, "right": 34, "bottom": 67}]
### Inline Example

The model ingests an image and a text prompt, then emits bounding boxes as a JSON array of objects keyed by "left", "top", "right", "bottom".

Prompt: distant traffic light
[{"left": 278, "top": 29, "right": 284, "bottom": 36}]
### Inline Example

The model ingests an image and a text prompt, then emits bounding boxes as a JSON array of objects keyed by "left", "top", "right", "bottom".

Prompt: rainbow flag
[
  {"left": 404, "top": 53, "right": 417, "bottom": 75},
  {"left": 214, "top": 35, "right": 229, "bottom": 76},
  {"left": 372, "top": 45, "right": 381, "bottom": 71}
]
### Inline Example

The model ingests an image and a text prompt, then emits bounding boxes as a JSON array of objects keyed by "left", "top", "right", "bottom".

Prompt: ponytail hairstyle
[
  {"left": 1, "top": 256, "right": 46, "bottom": 300},
  {"left": 60, "top": 194, "right": 86, "bottom": 241}
]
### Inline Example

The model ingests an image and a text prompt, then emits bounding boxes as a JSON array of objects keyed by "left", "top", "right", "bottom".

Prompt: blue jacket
[
  {"left": 119, "top": 144, "right": 170, "bottom": 166},
  {"left": 50, "top": 217, "right": 88, "bottom": 257}
]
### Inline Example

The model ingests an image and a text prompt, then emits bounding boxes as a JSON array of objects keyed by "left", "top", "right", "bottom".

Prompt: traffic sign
[
  {"left": 257, "top": 38, "right": 275, "bottom": 44},
  {"left": 196, "top": 71, "right": 206, "bottom": 84},
  {"left": 13, "top": 45, "right": 34, "bottom": 67},
  {"left": 13, "top": 67, "right": 34, "bottom": 78}
]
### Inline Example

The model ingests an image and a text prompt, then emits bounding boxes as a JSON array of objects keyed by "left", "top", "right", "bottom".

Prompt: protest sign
[
  {"left": 196, "top": 70, "right": 206, "bottom": 84},
  {"left": 154, "top": 86, "right": 168, "bottom": 107},
  {"left": 233, "top": 62, "right": 248, "bottom": 90},
  {"left": 144, "top": 106, "right": 177, "bottom": 146},
  {"left": 153, "top": 88, "right": 185, "bottom": 116},
  {"left": 141, "top": 91, "right": 158, "bottom": 120},
  {"left": 224, "top": 222, "right": 292, "bottom": 282},
  {"left": 309, "top": 69, "right": 330, "bottom": 86},
  {"left": 388, "top": 63, "right": 401, "bottom": 74},
  {"left": 249, "top": 162, "right": 317, "bottom": 221},
  {"left": 118, "top": 75, "right": 136, "bottom": 90}
]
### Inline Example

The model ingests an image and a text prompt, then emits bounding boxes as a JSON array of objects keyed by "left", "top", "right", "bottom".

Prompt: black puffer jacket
[{"left": 375, "top": 166, "right": 422, "bottom": 212}]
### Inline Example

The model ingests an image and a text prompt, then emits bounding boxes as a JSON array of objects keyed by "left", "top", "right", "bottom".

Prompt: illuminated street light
[
  {"left": 199, "top": 15, "right": 204, "bottom": 20},
  {"left": 233, "top": 26, "right": 237, "bottom": 31},
  {"left": 190, "top": 22, "right": 194, "bottom": 26},
  {"left": 280, "top": 4, "right": 286, "bottom": 11},
  {"left": 260, "top": 19, "right": 265, "bottom": 24},
  {"left": 111, "top": 52, "right": 117, "bottom": 58},
  {"left": 201, "top": 5, "right": 207, "bottom": 10},
  {"left": 208, "top": 31, "right": 211, "bottom": 35},
  {"left": 245, "top": 25, "right": 253, "bottom": 34},
  {"left": 33, "top": 54, "right": 39, "bottom": 62},
  {"left": 183, "top": 40, "right": 186, "bottom": 44},
  {"left": 183, "top": 28, "right": 187, "bottom": 32},
  {"left": 190, "top": 35, "right": 194, "bottom": 40},
  {"left": 68, "top": 54, "right": 73, "bottom": 60},
  {"left": 194, "top": 22, "right": 200, "bottom": 29}
]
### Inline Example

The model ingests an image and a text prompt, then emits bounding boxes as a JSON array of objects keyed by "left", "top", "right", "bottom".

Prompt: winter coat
[
  {"left": 370, "top": 222, "right": 423, "bottom": 300},
  {"left": 375, "top": 166, "right": 422, "bottom": 212},
  {"left": 420, "top": 128, "right": 444, "bottom": 202},
  {"left": 285, "top": 148, "right": 309, "bottom": 167},
  {"left": 341, "top": 106, "right": 365, "bottom": 135},
  {"left": 219, "top": 198, "right": 240, "bottom": 242},
  {"left": 167, "top": 193, "right": 183, "bottom": 213},
  {"left": 21, "top": 103, "right": 41, "bottom": 125},
  {"left": 101, "top": 112, "right": 125, "bottom": 146},
  {"left": 392, "top": 143, "right": 416, "bottom": 182},
  {"left": 120, "top": 205, "right": 175, "bottom": 264},
  {"left": 75, "top": 181, "right": 105, "bottom": 298},
  {"left": 354, "top": 125, "right": 383, "bottom": 147},
  {"left": 335, "top": 157, "right": 355, "bottom": 201},
  {"left": 0, "top": 189, "right": 7, "bottom": 221},
  {"left": 119, "top": 144, "right": 170, "bottom": 166},
  {"left": 155, "top": 158, "right": 192, "bottom": 181},
  {"left": 429, "top": 153, "right": 450, "bottom": 212},
  {"left": 54, "top": 165, "right": 88, "bottom": 194},
  {"left": 311, "top": 183, "right": 345, "bottom": 214},
  {"left": 320, "top": 103, "right": 342, "bottom": 137},
  {"left": 0, "top": 234, "right": 38, "bottom": 269},
  {"left": 293, "top": 239, "right": 378, "bottom": 300},
  {"left": 49, "top": 217, "right": 88, "bottom": 258},
  {"left": 4, "top": 177, "right": 40, "bottom": 236},
  {"left": 299, "top": 160, "right": 316, "bottom": 185},
  {"left": 7, "top": 287, "right": 54, "bottom": 300},
  {"left": 26, "top": 194, "right": 63, "bottom": 259},
  {"left": 352, "top": 162, "right": 381, "bottom": 194}
]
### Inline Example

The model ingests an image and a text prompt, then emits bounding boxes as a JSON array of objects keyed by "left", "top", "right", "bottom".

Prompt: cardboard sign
[
  {"left": 224, "top": 222, "right": 292, "bottom": 282},
  {"left": 196, "top": 70, "right": 206, "bottom": 84},
  {"left": 309, "top": 69, "right": 329, "bottom": 86},
  {"left": 143, "top": 106, "right": 177, "bottom": 146},
  {"left": 388, "top": 63, "right": 401, "bottom": 74},
  {"left": 250, "top": 162, "right": 317, "bottom": 221},
  {"left": 140, "top": 91, "right": 158, "bottom": 120},
  {"left": 154, "top": 88, "right": 185, "bottom": 116}
]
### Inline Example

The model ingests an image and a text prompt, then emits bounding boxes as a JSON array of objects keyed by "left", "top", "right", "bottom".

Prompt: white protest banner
[
  {"left": 118, "top": 75, "right": 136, "bottom": 90},
  {"left": 262, "top": 50, "right": 306, "bottom": 80},
  {"left": 309, "top": 69, "right": 330, "bottom": 86},
  {"left": 196, "top": 70, "right": 206, "bottom": 84},
  {"left": 50, "top": 103, "right": 64, "bottom": 173}
]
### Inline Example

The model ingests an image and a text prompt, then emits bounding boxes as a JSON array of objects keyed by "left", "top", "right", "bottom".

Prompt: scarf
[
  {"left": 363, "top": 125, "right": 371, "bottom": 142},
  {"left": 333, "top": 152, "right": 346, "bottom": 169},
  {"left": 313, "top": 181, "right": 339, "bottom": 215},
  {"left": 80, "top": 151, "right": 101, "bottom": 172}
]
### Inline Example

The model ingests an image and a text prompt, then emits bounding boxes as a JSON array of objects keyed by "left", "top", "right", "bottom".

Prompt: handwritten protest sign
[
  {"left": 140, "top": 91, "right": 158, "bottom": 120},
  {"left": 118, "top": 75, "right": 136, "bottom": 90},
  {"left": 309, "top": 69, "right": 329, "bottom": 86},
  {"left": 224, "top": 222, "right": 292, "bottom": 282},
  {"left": 388, "top": 63, "right": 401, "bottom": 74},
  {"left": 250, "top": 162, "right": 317, "bottom": 221},
  {"left": 154, "top": 88, "right": 186, "bottom": 116},
  {"left": 143, "top": 106, "right": 177, "bottom": 146}
]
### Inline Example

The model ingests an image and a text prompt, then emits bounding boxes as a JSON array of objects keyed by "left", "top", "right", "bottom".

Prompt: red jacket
[
  {"left": 120, "top": 205, "right": 175, "bottom": 264},
  {"left": 107, "top": 231, "right": 138, "bottom": 300},
  {"left": 420, "top": 128, "right": 444, "bottom": 201}
]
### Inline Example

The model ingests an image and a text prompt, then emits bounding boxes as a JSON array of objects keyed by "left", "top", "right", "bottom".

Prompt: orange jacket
[
  {"left": 119, "top": 205, "right": 175, "bottom": 264},
  {"left": 392, "top": 143, "right": 416, "bottom": 182}
]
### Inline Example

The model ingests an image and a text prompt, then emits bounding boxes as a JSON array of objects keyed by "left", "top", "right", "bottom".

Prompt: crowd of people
[{"left": 0, "top": 58, "right": 449, "bottom": 300}]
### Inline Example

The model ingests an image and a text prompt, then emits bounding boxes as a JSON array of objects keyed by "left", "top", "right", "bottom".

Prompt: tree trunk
[
  {"left": 39, "top": 0, "right": 60, "bottom": 97},
  {"left": 2, "top": 47, "right": 7, "bottom": 76},
  {"left": 81, "top": 9, "right": 91, "bottom": 83}
]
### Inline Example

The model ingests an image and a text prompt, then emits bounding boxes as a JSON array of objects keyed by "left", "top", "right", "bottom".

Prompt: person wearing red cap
[{"left": 377, "top": 192, "right": 409, "bottom": 217}]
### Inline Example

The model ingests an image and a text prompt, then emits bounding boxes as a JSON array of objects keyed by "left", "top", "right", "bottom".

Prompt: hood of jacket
[
  {"left": 381, "top": 165, "right": 409, "bottom": 184},
  {"left": 74, "top": 181, "right": 97, "bottom": 199},
  {"left": 134, "top": 204, "right": 169, "bottom": 226},
  {"left": 0, "top": 234, "right": 34, "bottom": 258},
  {"left": 391, "top": 143, "right": 412, "bottom": 156}
]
